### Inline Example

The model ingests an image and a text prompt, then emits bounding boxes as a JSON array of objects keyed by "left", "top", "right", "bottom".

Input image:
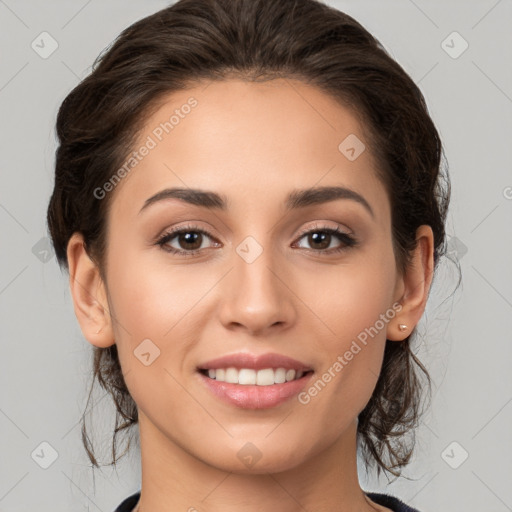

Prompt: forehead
[{"left": 109, "top": 78, "right": 390, "bottom": 224}]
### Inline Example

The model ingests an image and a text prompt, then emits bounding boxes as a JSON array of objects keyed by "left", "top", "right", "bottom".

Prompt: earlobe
[
  {"left": 387, "top": 225, "right": 434, "bottom": 341},
  {"left": 67, "top": 232, "right": 115, "bottom": 348}
]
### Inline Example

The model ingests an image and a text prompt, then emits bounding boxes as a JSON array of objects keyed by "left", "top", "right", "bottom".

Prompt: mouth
[
  {"left": 197, "top": 367, "right": 315, "bottom": 409},
  {"left": 195, "top": 352, "right": 315, "bottom": 408},
  {"left": 198, "top": 367, "right": 314, "bottom": 385}
]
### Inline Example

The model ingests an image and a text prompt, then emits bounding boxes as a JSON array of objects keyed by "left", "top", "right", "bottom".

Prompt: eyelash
[{"left": 155, "top": 222, "right": 358, "bottom": 257}]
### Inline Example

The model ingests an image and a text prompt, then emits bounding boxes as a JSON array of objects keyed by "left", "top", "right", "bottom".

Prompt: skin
[{"left": 67, "top": 78, "right": 434, "bottom": 512}]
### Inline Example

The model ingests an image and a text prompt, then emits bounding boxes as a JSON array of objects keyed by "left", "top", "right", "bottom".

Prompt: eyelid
[
  {"left": 294, "top": 221, "right": 353, "bottom": 238},
  {"left": 155, "top": 222, "right": 218, "bottom": 244},
  {"left": 155, "top": 221, "right": 351, "bottom": 244},
  {"left": 155, "top": 220, "right": 358, "bottom": 256}
]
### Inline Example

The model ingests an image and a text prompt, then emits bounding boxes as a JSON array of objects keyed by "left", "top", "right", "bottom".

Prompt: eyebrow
[{"left": 138, "top": 185, "right": 374, "bottom": 218}]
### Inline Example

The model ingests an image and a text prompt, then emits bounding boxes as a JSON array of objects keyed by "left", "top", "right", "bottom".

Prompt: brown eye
[
  {"left": 156, "top": 225, "right": 219, "bottom": 256},
  {"left": 306, "top": 231, "right": 332, "bottom": 250},
  {"left": 294, "top": 226, "right": 358, "bottom": 254},
  {"left": 174, "top": 231, "right": 203, "bottom": 251}
]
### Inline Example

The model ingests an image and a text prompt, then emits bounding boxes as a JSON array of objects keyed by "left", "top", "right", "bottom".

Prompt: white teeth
[
  {"left": 256, "top": 368, "right": 275, "bottom": 386},
  {"left": 225, "top": 367, "right": 239, "bottom": 384},
  {"left": 204, "top": 367, "right": 308, "bottom": 385},
  {"left": 239, "top": 368, "right": 257, "bottom": 385},
  {"left": 274, "top": 368, "right": 286, "bottom": 384}
]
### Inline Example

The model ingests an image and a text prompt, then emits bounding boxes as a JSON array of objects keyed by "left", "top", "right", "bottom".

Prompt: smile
[
  {"left": 197, "top": 368, "right": 315, "bottom": 409},
  {"left": 199, "top": 367, "right": 313, "bottom": 385}
]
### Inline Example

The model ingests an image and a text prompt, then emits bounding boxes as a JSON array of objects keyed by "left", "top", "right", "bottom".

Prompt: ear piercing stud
[{"left": 398, "top": 324, "right": 408, "bottom": 332}]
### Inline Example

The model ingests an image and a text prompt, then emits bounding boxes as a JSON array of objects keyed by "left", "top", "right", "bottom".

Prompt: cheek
[
  {"left": 106, "top": 245, "right": 205, "bottom": 334},
  {"left": 105, "top": 244, "right": 223, "bottom": 377},
  {"left": 309, "top": 252, "right": 396, "bottom": 342},
  {"left": 104, "top": 252, "right": 204, "bottom": 408},
  {"left": 300, "top": 249, "right": 395, "bottom": 403}
]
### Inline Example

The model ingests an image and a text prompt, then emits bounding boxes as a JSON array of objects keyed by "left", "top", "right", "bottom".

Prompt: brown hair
[{"left": 47, "top": 0, "right": 451, "bottom": 478}]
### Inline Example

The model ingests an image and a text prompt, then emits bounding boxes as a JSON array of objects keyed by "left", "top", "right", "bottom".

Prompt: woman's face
[{"left": 100, "top": 78, "right": 406, "bottom": 473}]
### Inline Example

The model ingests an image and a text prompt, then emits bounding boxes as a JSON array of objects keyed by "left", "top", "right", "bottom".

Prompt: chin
[{"left": 200, "top": 442, "right": 310, "bottom": 475}]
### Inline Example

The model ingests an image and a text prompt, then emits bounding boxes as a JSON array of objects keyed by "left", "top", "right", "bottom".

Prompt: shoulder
[
  {"left": 366, "top": 492, "right": 422, "bottom": 512},
  {"left": 113, "top": 491, "right": 141, "bottom": 512}
]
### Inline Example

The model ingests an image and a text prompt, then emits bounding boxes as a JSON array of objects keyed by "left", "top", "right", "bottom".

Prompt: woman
[{"left": 47, "top": 0, "right": 450, "bottom": 510}]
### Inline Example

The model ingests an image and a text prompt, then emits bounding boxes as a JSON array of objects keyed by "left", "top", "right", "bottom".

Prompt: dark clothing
[
  {"left": 114, "top": 490, "right": 421, "bottom": 511},
  {"left": 366, "top": 492, "right": 421, "bottom": 511}
]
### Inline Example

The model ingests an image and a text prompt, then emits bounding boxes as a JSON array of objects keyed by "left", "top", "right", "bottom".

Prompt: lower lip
[{"left": 198, "top": 371, "right": 314, "bottom": 409}]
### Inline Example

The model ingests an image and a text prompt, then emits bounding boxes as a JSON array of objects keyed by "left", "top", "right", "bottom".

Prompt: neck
[{"left": 133, "top": 413, "right": 388, "bottom": 512}]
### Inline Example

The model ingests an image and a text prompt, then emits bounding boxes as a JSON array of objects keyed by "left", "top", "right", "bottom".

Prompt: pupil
[
  {"left": 181, "top": 232, "right": 201, "bottom": 250},
  {"left": 310, "top": 232, "right": 329, "bottom": 249}
]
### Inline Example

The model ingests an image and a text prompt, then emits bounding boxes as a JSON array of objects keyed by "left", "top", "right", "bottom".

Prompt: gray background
[{"left": 1, "top": 0, "right": 511, "bottom": 511}]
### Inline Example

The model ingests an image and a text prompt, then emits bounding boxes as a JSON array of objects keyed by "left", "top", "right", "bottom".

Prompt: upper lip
[{"left": 198, "top": 352, "right": 313, "bottom": 372}]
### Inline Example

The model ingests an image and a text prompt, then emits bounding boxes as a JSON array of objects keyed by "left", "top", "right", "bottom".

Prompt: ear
[
  {"left": 387, "top": 225, "right": 434, "bottom": 341},
  {"left": 67, "top": 232, "right": 115, "bottom": 348}
]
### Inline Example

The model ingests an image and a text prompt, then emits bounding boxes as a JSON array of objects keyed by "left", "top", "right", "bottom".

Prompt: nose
[{"left": 217, "top": 243, "right": 296, "bottom": 336}]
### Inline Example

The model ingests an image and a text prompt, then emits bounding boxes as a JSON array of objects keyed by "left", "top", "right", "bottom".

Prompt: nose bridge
[
  {"left": 219, "top": 234, "right": 294, "bottom": 333},
  {"left": 237, "top": 240, "right": 279, "bottom": 300}
]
